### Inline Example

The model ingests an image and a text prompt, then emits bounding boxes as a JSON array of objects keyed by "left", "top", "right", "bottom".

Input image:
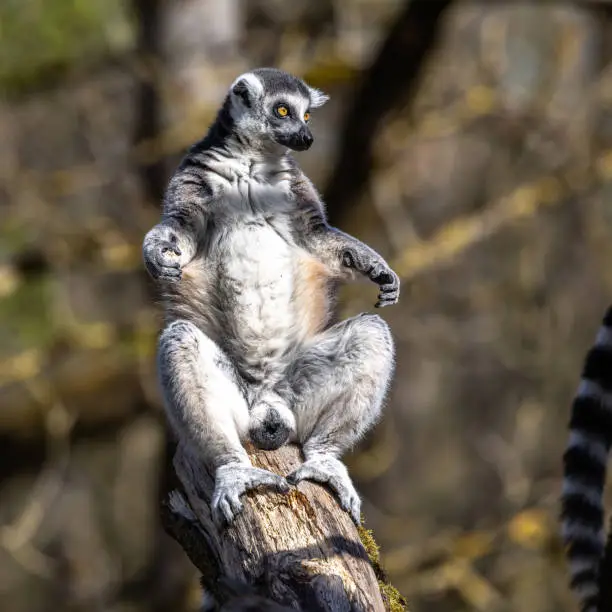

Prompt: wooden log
[{"left": 161, "top": 442, "right": 397, "bottom": 611}]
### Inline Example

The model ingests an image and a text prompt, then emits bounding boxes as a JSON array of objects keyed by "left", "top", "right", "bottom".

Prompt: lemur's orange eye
[
  {"left": 304, "top": 112, "right": 311, "bottom": 122},
  {"left": 276, "top": 105, "right": 288, "bottom": 117}
]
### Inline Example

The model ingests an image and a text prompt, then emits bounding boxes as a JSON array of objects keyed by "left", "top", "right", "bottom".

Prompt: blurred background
[{"left": 1, "top": 0, "right": 611, "bottom": 610}]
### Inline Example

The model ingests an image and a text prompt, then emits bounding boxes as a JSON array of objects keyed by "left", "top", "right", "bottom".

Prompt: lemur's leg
[
  {"left": 158, "top": 320, "right": 289, "bottom": 525},
  {"left": 283, "top": 313, "right": 395, "bottom": 524}
]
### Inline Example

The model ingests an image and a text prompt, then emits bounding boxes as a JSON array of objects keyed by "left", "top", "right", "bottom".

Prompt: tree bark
[{"left": 161, "top": 442, "right": 391, "bottom": 611}]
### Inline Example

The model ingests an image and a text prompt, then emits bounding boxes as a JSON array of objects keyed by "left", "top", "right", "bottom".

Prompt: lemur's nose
[
  {"left": 301, "top": 129, "right": 313, "bottom": 149},
  {"left": 295, "top": 125, "right": 313, "bottom": 150}
]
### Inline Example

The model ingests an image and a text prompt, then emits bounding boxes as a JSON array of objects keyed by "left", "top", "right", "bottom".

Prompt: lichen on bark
[{"left": 358, "top": 522, "right": 408, "bottom": 612}]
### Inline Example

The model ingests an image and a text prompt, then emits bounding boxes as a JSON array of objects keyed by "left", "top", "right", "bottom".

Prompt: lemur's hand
[
  {"left": 343, "top": 249, "right": 400, "bottom": 307},
  {"left": 369, "top": 262, "right": 400, "bottom": 308},
  {"left": 143, "top": 234, "right": 183, "bottom": 281}
]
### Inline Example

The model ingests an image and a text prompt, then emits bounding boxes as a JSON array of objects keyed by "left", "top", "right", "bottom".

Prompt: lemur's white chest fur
[
  {"left": 222, "top": 220, "right": 294, "bottom": 357},
  {"left": 200, "top": 153, "right": 327, "bottom": 376}
]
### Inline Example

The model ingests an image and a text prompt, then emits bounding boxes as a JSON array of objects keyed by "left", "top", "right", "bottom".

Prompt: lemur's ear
[
  {"left": 230, "top": 73, "right": 263, "bottom": 108},
  {"left": 308, "top": 86, "right": 330, "bottom": 108}
]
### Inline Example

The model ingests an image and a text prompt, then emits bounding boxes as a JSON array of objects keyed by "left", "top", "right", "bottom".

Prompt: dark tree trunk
[{"left": 324, "top": 0, "right": 455, "bottom": 225}]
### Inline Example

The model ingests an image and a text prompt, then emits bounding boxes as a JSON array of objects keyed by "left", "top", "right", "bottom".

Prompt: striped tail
[{"left": 561, "top": 306, "right": 612, "bottom": 612}]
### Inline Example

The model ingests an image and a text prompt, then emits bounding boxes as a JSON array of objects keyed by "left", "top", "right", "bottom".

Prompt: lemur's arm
[
  {"left": 143, "top": 156, "right": 214, "bottom": 281},
  {"left": 290, "top": 164, "right": 400, "bottom": 307}
]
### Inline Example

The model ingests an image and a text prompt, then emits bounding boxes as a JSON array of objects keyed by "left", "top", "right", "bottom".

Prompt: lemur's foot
[
  {"left": 211, "top": 464, "right": 290, "bottom": 526},
  {"left": 287, "top": 455, "right": 361, "bottom": 525}
]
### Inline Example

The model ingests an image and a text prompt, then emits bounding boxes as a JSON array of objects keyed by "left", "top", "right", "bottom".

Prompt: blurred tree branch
[
  {"left": 132, "top": 0, "right": 166, "bottom": 204},
  {"left": 390, "top": 175, "right": 566, "bottom": 281},
  {"left": 324, "top": 0, "right": 455, "bottom": 225},
  {"left": 0, "top": 381, "right": 74, "bottom": 578}
]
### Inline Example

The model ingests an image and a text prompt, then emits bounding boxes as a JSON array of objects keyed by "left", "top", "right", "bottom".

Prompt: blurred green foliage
[
  {"left": 0, "top": 275, "right": 53, "bottom": 354},
  {"left": 0, "top": 0, "right": 132, "bottom": 94}
]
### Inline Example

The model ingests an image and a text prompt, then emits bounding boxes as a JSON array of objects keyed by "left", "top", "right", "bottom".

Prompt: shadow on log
[{"left": 161, "top": 443, "right": 406, "bottom": 611}]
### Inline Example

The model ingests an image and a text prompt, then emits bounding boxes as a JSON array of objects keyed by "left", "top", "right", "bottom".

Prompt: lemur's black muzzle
[
  {"left": 296, "top": 126, "right": 314, "bottom": 150},
  {"left": 276, "top": 126, "right": 313, "bottom": 151}
]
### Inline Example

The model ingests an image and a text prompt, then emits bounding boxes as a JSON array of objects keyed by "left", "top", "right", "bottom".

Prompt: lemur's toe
[
  {"left": 334, "top": 479, "right": 361, "bottom": 522},
  {"left": 288, "top": 456, "right": 362, "bottom": 523},
  {"left": 212, "top": 496, "right": 237, "bottom": 526},
  {"left": 249, "top": 469, "right": 290, "bottom": 492},
  {"left": 346, "top": 494, "right": 362, "bottom": 525},
  {"left": 287, "top": 464, "right": 320, "bottom": 485},
  {"left": 227, "top": 492, "right": 244, "bottom": 516}
]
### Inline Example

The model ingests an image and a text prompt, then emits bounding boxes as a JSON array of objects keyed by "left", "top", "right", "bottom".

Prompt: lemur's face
[
  {"left": 228, "top": 68, "right": 329, "bottom": 153},
  {"left": 266, "top": 95, "right": 314, "bottom": 151}
]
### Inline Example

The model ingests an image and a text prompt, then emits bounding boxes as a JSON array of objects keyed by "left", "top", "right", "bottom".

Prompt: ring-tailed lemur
[
  {"left": 562, "top": 306, "right": 612, "bottom": 612},
  {"left": 143, "top": 68, "right": 399, "bottom": 526}
]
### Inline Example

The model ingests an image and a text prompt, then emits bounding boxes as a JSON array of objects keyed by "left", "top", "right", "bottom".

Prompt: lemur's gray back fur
[{"left": 143, "top": 67, "right": 400, "bottom": 530}]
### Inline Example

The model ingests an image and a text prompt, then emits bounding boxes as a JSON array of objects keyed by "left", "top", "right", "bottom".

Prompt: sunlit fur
[{"left": 143, "top": 68, "right": 400, "bottom": 526}]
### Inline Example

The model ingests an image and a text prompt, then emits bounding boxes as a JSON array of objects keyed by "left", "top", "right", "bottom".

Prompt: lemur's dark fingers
[
  {"left": 368, "top": 264, "right": 387, "bottom": 281},
  {"left": 152, "top": 254, "right": 181, "bottom": 278},
  {"left": 161, "top": 266, "right": 182, "bottom": 276},
  {"left": 158, "top": 268, "right": 182, "bottom": 282},
  {"left": 378, "top": 283, "right": 399, "bottom": 297},
  {"left": 379, "top": 281, "right": 399, "bottom": 292},
  {"left": 378, "top": 290, "right": 399, "bottom": 301},
  {"left": 377, "top": 275, "right": 395, "bottom": 286},
  {"left": 156, "top": 254, "right": 181, "bottom": 268},
  {"left": 378, "top": 289, "right": 399, "bottom": 300},
  {"left": 375, "top": 294, "right": 399, "bottom": 308},
  {"left": 161, "top": 244, "right": 182, "bottom": 257}
]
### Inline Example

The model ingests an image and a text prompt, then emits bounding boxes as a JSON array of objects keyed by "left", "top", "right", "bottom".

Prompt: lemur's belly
[{"left": 218, "top": 223, "right": 296, "bottom": 372}]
